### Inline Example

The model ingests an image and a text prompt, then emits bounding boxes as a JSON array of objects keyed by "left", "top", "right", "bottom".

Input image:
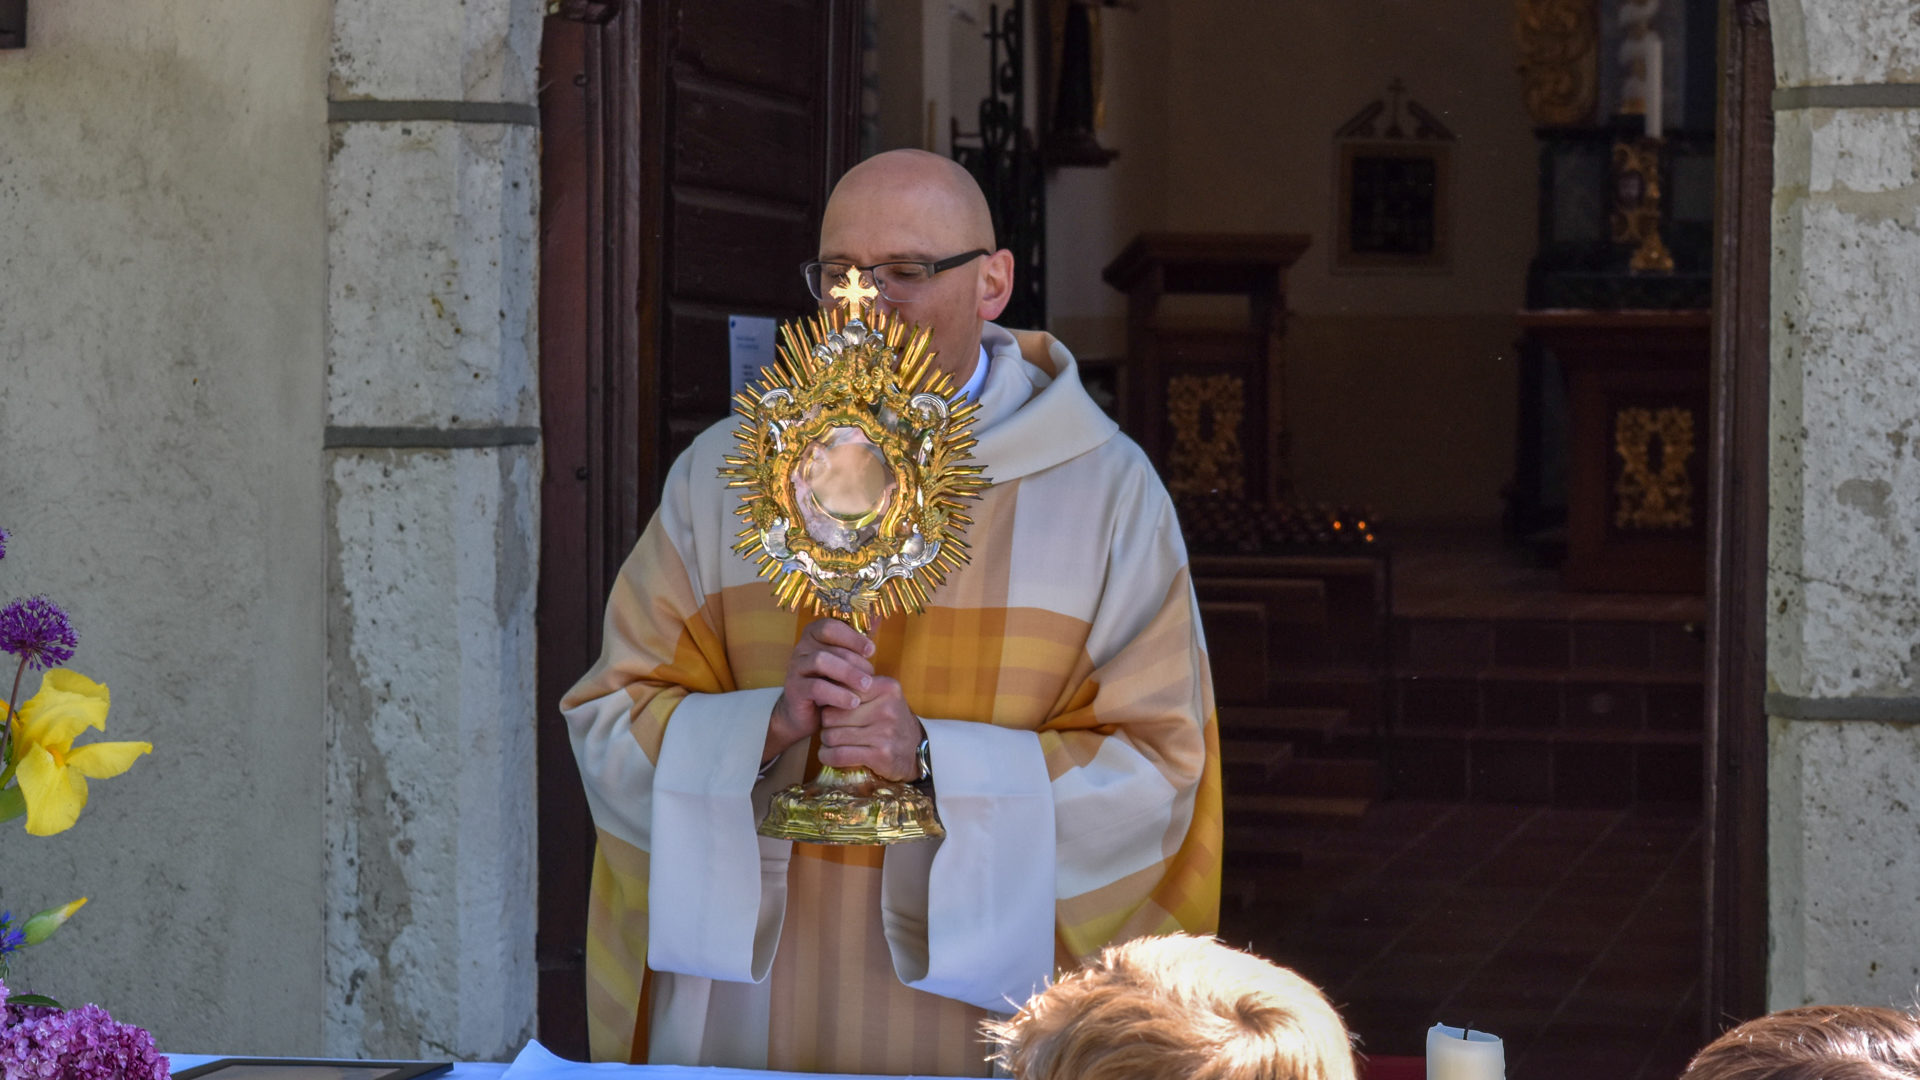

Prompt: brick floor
[{"left": 1219, "top": 801, "right": 1704, "bottom": 1080}]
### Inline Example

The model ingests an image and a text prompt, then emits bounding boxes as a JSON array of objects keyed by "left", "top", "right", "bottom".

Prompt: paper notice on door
[{"left": 729, "top": 315, "right": 778, "bottom": 396}]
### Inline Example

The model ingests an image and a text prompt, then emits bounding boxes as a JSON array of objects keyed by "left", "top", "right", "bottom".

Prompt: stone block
[
  {"left": 1769, "top": 139, "right": 1920, "bottom": 697},
  {"left": 331, "top": 0, "right": 541, "bottom": 105},
  {"left": 1769, "top": 718, "right": 1920, "bottom": 1009},
  {"left": 1805, "top": 108, "right": 1920, "bottom": 196},
  {"left": 1773, "top": 0, "right": 1920, "bottom": 89},
  {"left": 324, "top": 444, "right": 539, "bottom": 1059},
  {"left": 327, "top": 121, "right": 538, "bottom": 429}
]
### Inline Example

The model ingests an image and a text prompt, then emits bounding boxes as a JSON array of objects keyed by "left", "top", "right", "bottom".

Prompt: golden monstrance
[{"left": 721, "top": 270, "right": 988, "bottom": 844}]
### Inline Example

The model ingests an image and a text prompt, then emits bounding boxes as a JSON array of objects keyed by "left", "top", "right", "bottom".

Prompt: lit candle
[
  {"left": 1427, "top": 1023, "right": 1505, "bottom": 1080},
  {"left": 1643, "top": 32, "right": 1664, "bottom": 138}
]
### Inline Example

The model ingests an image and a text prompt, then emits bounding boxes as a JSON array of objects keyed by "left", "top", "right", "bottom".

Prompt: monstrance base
[{"left": 757, "top": 765, "right": 944, "bottom": 845}]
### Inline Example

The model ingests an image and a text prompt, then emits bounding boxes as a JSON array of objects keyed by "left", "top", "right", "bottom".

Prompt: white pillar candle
[
  {"left": 1427, "top": 1023, "right": 1505, "bottom": 1080},
  {"left": 1643, "top": 33, "right": 1664, "bottom": 138}
]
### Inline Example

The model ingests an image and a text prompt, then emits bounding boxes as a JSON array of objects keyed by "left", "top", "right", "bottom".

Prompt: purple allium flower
[
  {"left": 0, "top": 1002, "right": 169, "bottom": 1080},
  {"left": 0, "top": 596, "right": 78, "bottom": 671}
]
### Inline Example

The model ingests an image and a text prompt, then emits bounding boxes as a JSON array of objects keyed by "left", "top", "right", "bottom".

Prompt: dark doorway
[
  {"left": 532, "top": 0, "right": 1775, "bottom": 1067},
  {"left": 534, "top": 0, "right": 863, "bottom": 1056}
]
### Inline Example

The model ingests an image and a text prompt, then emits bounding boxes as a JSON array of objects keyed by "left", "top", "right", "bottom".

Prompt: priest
[{"left": 562, "top": 149, "right": 1222, "bottom": 1075}]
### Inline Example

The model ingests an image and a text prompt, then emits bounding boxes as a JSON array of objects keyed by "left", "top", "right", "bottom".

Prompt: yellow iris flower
[{"left": 4, "top": 670, "right": 150, "bottom": 836}]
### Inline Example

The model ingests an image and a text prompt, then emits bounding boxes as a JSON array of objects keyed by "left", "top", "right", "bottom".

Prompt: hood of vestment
[{"left": 966, "top": 321, "right": 1119, "bottom": 485}]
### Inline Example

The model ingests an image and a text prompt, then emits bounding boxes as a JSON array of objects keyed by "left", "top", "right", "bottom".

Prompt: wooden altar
[
  {"left": 1518, "top": 310, "right": 1711, "bottom": 593},
  {"left": 1101, "top": 232, "right": 1311, "bottom": 502}
]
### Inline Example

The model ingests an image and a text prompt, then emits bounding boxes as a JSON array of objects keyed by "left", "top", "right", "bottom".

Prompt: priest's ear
[{"left": 976, "top": 248, "right": 1016, "bottom": 323}]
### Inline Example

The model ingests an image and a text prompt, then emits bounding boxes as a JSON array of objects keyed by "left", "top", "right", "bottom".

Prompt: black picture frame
[
  {"left": 0, "top": 0, "right": 25, "bottom": 49},
  {"left": 1333, "top": 141, "right": 1451, "bottom": 273},
  {"left": 172, "top": 1060, "right": 452, "bottom": 1080}
]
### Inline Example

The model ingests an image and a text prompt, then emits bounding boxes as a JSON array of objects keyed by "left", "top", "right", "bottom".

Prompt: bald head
[
  {"left": 815, "top": 149, "right": 1016, "bottom": 383},
  {"left": 821, "top": 149, "right": 997, "bottom": 256}
]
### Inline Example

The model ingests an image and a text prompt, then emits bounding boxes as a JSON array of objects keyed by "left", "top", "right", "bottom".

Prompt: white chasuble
[{"left": 562, "top": 323, "right": 1224, "bottom": 1074}]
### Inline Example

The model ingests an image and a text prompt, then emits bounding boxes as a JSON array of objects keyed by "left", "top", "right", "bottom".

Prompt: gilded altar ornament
[
  {"left": 722, "top": 269, "right": 989, "bottom": 844},
  {"left": 1514, "top": 0, "right": 1598, "bottom": 127},
  {"left": 1165, "top": 373, "right": 1246, "bottom": 498},
  {"left": 1613, "top": 406, "right": 1694, "bottom": 530},
  {"left": 1611, "top": 136, "right": 1675, "bottom": 274}
]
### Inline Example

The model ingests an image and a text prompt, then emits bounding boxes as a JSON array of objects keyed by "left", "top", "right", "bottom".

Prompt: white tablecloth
[
  {"left": 165, "top": 1040, "right": 970, "bottom": 1079},
  {"left": 165, "top": 1056, "right": 505, "bottom": 1078}
]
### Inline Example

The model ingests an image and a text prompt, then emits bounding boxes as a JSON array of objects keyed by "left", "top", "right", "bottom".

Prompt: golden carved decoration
[
  {"left": 1611, "top": 137, "right": 1675, "bottom": 274},
  {"left": 1614, "top": 406, "right": 1695, "bottom": 530},
  {"left": 1515, "top": 0, "right": 1598, "bottom": 126},
  {"left": 722, "top": 293, "right": 987, "bottom": 846},
  {"left": 721, "top": 305, "right": 986, "bottom": 634},
  {"left": 1165, "top": 374, "right": 1245, "bottom": 498}
]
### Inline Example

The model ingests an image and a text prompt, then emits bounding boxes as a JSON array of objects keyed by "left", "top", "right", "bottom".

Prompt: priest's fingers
[
  {"left": 792, "top": 676, "right": 864, "bottom": 712},
  {"left": 802, "top": 617, "right": 874, "bottom": 659},
  {"left": 792, "top": 644, "right": 873, "bottom": 689},
  {"left": 815, "top": 733, "right": 916, "bottom": 781}
]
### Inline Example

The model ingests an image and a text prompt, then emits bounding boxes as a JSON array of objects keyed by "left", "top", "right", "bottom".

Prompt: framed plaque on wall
[
  {"left": 1334, "top": 141, "right": 1451, "bottom": 271},
  {"left": 1330, "top": 79, "right": 1456, "bottom": 273}
]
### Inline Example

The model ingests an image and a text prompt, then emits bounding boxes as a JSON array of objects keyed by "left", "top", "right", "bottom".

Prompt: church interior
[
  {"left": 541, "top": 0, "right": 1764, "bottom": 1069},
  {"left": 871, "top": 0, "right": 1717, "bottom": 1075}
]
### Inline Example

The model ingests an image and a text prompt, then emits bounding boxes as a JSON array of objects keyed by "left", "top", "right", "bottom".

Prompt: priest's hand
[
  {"left": 766, "top": 618, "right": 876, "bottom": 766},
  {"left": 819, "top": 676, "right": 924, "bottom": 782}
]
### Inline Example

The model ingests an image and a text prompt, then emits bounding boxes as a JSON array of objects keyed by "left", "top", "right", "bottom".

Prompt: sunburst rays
[{"left": 718, "top": 304, "right": 989, "bottom": 633}]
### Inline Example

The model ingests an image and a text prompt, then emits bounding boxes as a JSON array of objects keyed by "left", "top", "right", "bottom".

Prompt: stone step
[
  {"left": 1222, "top": 739, "right": 1381, "bottom": 799},
  {"left": 1274, "top": 755, "right": 1382, "bottom": 799},
  {"left": 1222, "top": 823, "right": 1308, "bottom": 872},
  {"left": 1394, "top": 616, "right": 1706, "bottom": 675},
  {"left": 1385, "top": 727, "right": 1702, "bottom": 806},
  {"left": 1225, "top": 793, "right": 1372, "bottom": 826},
  {"left": 1219, "top": 704, "right": 1356, "bottom": 741},
  {"left": 1396, "top": 670, "right": 1705, "bottom": 733},
  {"left": 1220, "top": 738, "right": 1295, "bottom": 789}
]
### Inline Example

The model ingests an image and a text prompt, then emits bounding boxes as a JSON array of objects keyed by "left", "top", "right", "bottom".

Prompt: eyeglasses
[{"left": 801, "top": 250, "right": 991, "bottom": 305}]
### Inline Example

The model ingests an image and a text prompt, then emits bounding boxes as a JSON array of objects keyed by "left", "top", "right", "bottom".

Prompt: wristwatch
[{"left": 914, "top": 736, "right": 933, "bottom": 783}]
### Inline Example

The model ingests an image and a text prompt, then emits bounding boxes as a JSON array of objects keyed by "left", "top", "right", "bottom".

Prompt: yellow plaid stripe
[{"left": 571, "top": 452, "right": 1224, "bottom": 1062}]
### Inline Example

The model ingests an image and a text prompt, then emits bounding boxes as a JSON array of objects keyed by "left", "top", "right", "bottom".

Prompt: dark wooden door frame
[
  {"left": 535, "top": 5, "right": 648, "bottom": 1059},
  {"left": 1703, "top": 0, "right": 1773, "bottom": 1034},
  {"left": 535, "top": 0, "right": 864, "bottom": 1057}
]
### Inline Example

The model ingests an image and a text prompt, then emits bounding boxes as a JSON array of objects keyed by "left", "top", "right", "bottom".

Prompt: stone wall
[
  {"left": 0, "top": 0, "right": 541, "bottom": 1058},
  {"left": 322, "top": 0, "right": 543, "bottom": 1059},
  {"left": 0, "top": 0, "right": 332, "bottom": 1052},
  {"left": 1767, "top": 0, "right": 1920, "bottom": 1010}
]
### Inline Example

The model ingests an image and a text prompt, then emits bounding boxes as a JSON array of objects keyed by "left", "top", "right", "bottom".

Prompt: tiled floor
[{"left": 1220, "top": 800, "right": 1705, "bottom": 1080}]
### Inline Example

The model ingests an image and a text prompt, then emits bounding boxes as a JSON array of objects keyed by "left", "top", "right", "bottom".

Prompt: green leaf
[
  {"left": 6, "top": 993, "right": 62, "bottom": 1009},
  {"left": 0, "top": 784, "right": 23, "bottom": 824}
]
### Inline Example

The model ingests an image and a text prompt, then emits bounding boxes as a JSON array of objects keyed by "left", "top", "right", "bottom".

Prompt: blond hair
[
  {"left": 1681, "top": 1006, "right": 1920, "bottom": 1080},
  {"left": 985, "top": 935, "right": 1357, "bottom": 1080}
]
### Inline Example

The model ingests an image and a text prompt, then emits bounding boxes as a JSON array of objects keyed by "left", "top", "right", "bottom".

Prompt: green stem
[{"left": 1, "top": 655, "right": 23, "bottom": 772}]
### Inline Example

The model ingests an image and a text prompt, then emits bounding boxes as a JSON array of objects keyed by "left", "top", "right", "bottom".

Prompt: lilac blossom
[
  {"left": 0, "top": 597, "right": 78, "bottom": 672},
  {"left": 0, "top": 1002, "right": 169, "bottom": 1080},
  {"left": 0, "top": 526, "right": 10, "bottom": 561}
]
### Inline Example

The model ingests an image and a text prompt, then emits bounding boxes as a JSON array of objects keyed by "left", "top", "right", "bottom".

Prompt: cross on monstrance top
[{"left": 829, "top": 267, "right": 879, "bottom": 309}]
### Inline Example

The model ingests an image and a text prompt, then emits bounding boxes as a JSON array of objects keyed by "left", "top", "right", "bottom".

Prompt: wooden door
[
  {"left": 1703, "top": 0, "right": 1773, "bottom": 1035},
  {"left": 537, "top": 0, "right": 863, "bottom": 1056}
]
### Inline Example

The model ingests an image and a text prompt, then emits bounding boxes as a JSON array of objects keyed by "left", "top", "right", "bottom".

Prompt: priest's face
[{"left": 816, "top": 151, "right": 1014, "bottom": 389}]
